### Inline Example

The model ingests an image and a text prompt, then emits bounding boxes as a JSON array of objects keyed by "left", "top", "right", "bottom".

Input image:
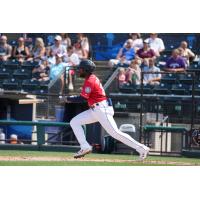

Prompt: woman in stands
[
  {"left": 13, "top": 37, "right": 30, "bottom": 63},
  {"left": 60, "top": 33, "right": 71, "bottom": 49},
  {"left": 125, "top": 59, "right": 141, "bottom": 85},
  {"left": 28, "top": 37, "right": 46, "bottom": 63},
  {"left": 74, "top": 33, "right": 90, "bottom": 59}
]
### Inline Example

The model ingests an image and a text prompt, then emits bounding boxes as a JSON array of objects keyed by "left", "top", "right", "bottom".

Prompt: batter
[{"left": 60, "top": 59, "right": 150, "bottom": 160}]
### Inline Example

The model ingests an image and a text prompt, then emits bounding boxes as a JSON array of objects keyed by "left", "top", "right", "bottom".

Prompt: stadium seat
[
  {"left": 178, "top": 73, "right": 193, "bottom": 84},
  {"left": 187, "top": 63, "right": 200, "bottom": 72},
  {"left": 21, "top": 60, "right": 39, "bottom": 70},
  {"left": 3, "top": 59, "right": 20, "bottom": 70},
  {"left": 135, "top": 84, "right": 153, "bottom": 94},
  {"left": 161, "top": 73, "right": 177, "bottom": 84},
  {"left": 2, "top": 78, "right": 19, "bottom": 90},
  {"left": 189, "top": 84, "right": 200, "bottom": 96},
  {"left": 153, "top": 83, "right": 171, "bottom": 94},
  {"left": 0, "top": 68, "right": 10, "bottom": 79},
  {"left": 119, "top": 84, "right": 136, "bottom": 93},
  {"left": 22, "top": 79, "right": 39, "bottom": 92},
  {"left": 38, "top": 80, "right": 50, "bottom": 93},
  {"left": 171, "top": 83, "right": 190, "bottom": 95},
  {"left": 13, "top": 68, "right": 31, "bottom": 79}
]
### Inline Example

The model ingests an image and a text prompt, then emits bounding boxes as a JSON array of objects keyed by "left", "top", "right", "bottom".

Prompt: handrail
[
  {"left": 103, "top": 68, "right": 119, "bottom": 91},
  {"left": 0, "top": 120, "right": 68, "bottom": 126}
]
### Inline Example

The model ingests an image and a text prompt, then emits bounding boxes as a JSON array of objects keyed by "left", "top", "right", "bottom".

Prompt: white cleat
[
  {"left": 138, "top": 146, "right": 150, "bottom": 161},
  {"left": 74, "top": 148, "right": 92, "bottom": 159}
]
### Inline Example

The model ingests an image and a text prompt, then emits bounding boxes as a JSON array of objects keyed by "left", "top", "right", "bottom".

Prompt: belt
[{"left": 90, "top": 99, "right": 112, "bottom": 109}]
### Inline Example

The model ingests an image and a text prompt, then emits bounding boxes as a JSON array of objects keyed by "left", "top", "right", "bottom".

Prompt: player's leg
[
  {"left": 70, "top": 109, "right": 98, "bottom": 157},
  {"left": 94, "top": 106, "right": 149, "bottom": 160}
]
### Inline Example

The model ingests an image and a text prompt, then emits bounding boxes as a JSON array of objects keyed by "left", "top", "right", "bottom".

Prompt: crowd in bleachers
[
  {"left": 0, "top": 33, "right": 199, "bottom": 96},
  {"left": 111, "top": 33, "right": 198, "bottom": 94},
  {"left": 0, "top": 33, "right": 90, "bottom": 94}
]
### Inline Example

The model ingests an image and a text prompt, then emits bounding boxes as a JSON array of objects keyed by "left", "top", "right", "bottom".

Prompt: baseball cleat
[
  {"left": 74, "top": 148, "right": 92, "bottom": 159},
  {"left": 138, "top": 146, "right": 150, "bottom": 161}
]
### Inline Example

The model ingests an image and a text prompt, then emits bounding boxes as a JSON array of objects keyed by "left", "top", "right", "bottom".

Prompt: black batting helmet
[{"left": 78, "top": 59, "right": 96, "bottom": 73}]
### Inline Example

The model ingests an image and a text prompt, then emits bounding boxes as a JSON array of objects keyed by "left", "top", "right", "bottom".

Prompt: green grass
[{"left": 0, "top": 150, "right": 200, "bottom": 166}]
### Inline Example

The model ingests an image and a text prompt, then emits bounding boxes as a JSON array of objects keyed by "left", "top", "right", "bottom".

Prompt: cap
[{"left": 54, "top": 35, "right": 62, "bottom": 41}]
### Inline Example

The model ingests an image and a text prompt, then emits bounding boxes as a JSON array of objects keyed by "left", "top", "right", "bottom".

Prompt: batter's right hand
[{"left": 59, "top": 96, "right": 68, "bottom": 104}]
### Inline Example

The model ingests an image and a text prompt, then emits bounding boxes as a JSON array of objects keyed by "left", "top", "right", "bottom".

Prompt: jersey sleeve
[{"left": 80, "top": 79, "right": 93, "bottom": 99}]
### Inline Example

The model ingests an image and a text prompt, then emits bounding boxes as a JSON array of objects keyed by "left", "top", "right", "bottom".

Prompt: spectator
[
  {"left": 145, "top": 33, "right": 165, "bottom": 57},
  {"left": 117, "top": 67, "right": 127, "bottom": 86},
  {"left": 0, "top": 35, "right": 12, "bottom": 61},
  {"left": 74, "top": 33, "right": 90, "bottom": 59},
  {"left": 49, "top": 35, "right": 67, "bottom": 64},
  {"left": 60, "top": 33, "right": 71, "bottom": 49},
  {"left": 28, "top": 37, "right": 46, "bottom": 63},
  {"left": 108, "top": 39, "right": 135, "bottom": 68},
  {"left": 164, "top": 49, "right": 186, "bottom": 72},
  {"left": 125, "top": 33, "right": 143, "bottom": 52},
  {"left": 143, "top": 58, "right": 161, "bottom": 85},
  {"left": 177, "top": 47, "right": 188, "bottom": 68},
  {"left": 32, "top": 60, "right": 50, "bottom": 82},
  {"left": 62, "top": 46, "right": 80, "bottom": 91},
  {"left": 50, "top": 53, "right": 65, "bottom": 81},
  {"left": 13, "top": 37, "right": 30, "bottom": 63},
  {"left": 136, "top": 40, "right": 156, "bottom": 60},
  {"left": 125, "top": 60, "right": 141, "bottom": 85},
  {"left": 179, "top": 41, "right": 195, "bottom": 66}
]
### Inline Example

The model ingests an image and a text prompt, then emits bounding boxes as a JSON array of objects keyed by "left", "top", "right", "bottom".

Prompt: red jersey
[{"left": 80, "top": 74, "right": 107, "bottom": 106}]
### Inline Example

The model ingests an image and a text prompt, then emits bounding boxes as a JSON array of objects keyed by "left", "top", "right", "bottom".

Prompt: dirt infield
[{"left": 0, "top": 156, "right": 198, "bottom": 166}]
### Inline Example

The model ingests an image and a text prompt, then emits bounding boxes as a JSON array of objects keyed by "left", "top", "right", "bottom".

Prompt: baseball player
[{"left": 60, "top": 59, "right": 150, "bottom": 160}]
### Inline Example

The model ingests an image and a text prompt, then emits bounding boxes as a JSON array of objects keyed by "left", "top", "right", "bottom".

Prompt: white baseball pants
[{"left": 70, "top": 100, "right": 146, "bottom": 153}]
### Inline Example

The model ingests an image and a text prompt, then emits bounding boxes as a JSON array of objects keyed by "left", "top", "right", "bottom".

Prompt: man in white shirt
[
  {"left": 48, "top": 35, "right": 67, "bottom": 64},
  {"left": 145, "top": 33, "right": 165, "bottom": 57},
  {"left": 143, "top": 58, "right": 161, "bottom": 85}
]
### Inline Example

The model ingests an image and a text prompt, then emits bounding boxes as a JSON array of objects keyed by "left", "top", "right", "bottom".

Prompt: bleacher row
[
  {"left": 0, "top": 60, "right": 49, "bottom": 94},
  {"left": 119, "top": 64, "right": 200, "bottom": 96}
]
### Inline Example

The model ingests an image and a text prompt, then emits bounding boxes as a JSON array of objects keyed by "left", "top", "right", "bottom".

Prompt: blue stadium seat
[
  {"left": 171, "top": 83, "right": 190, "bottom": 95},
  {"left": 187, "top": 63, "right": 200, "bottom": 72},
  {"left": 178, "top": 73, "right": 193, "bottom": 84},
  {"left": 153, "top": 83, "right": 171, "bottom": 94},
  {"left": 0, "top": 68, "right": 10, "bottom": 79},
  {"left": 119, "top": 84, "right": 136, "bottom": 93},
  {"left": 22, "top": 79, "right": 39, "bottom": 92},
  {"left": 13, "top": 68, "right": 31, "bottom": 79},
  {"left": 189, "top": 84, "right": 200, "bottom": 96},
  {"left": 161, "top": 73, "right": 177, "bottom": 84},
  {"left": 3, "top": 59, "right": 20, "bottom": 70},
  {"left": 135, "top": 84, "right": 153, "bottom": 94},
  {"left": 2, "top": 78, "right": 19, "bottom": 90},
  {"left": 21, "top": 60, "right": 39, "bottom": 70}
]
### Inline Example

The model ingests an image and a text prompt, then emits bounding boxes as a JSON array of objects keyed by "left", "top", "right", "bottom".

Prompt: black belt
[{"left": 90, "top": 98, "right": 112, "bottom": 109}]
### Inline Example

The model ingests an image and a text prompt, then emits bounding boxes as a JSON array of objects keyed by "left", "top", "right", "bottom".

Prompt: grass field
[{"left": 0, "top": 150, "right": 200, "bottom": 166}]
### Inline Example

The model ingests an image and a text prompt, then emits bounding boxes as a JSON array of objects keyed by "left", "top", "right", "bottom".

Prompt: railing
[{"left": 0, "top": 120, "right": 79, "bottom": 151}]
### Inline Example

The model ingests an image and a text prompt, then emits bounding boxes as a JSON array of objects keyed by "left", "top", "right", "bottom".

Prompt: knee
[{"left": 70, "top": 117, "right": 78, "bottom": 127}]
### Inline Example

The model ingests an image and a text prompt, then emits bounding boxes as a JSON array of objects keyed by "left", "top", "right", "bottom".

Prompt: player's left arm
[{"left": 59, "top": 95, "right": 87, "bottom": 104}]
